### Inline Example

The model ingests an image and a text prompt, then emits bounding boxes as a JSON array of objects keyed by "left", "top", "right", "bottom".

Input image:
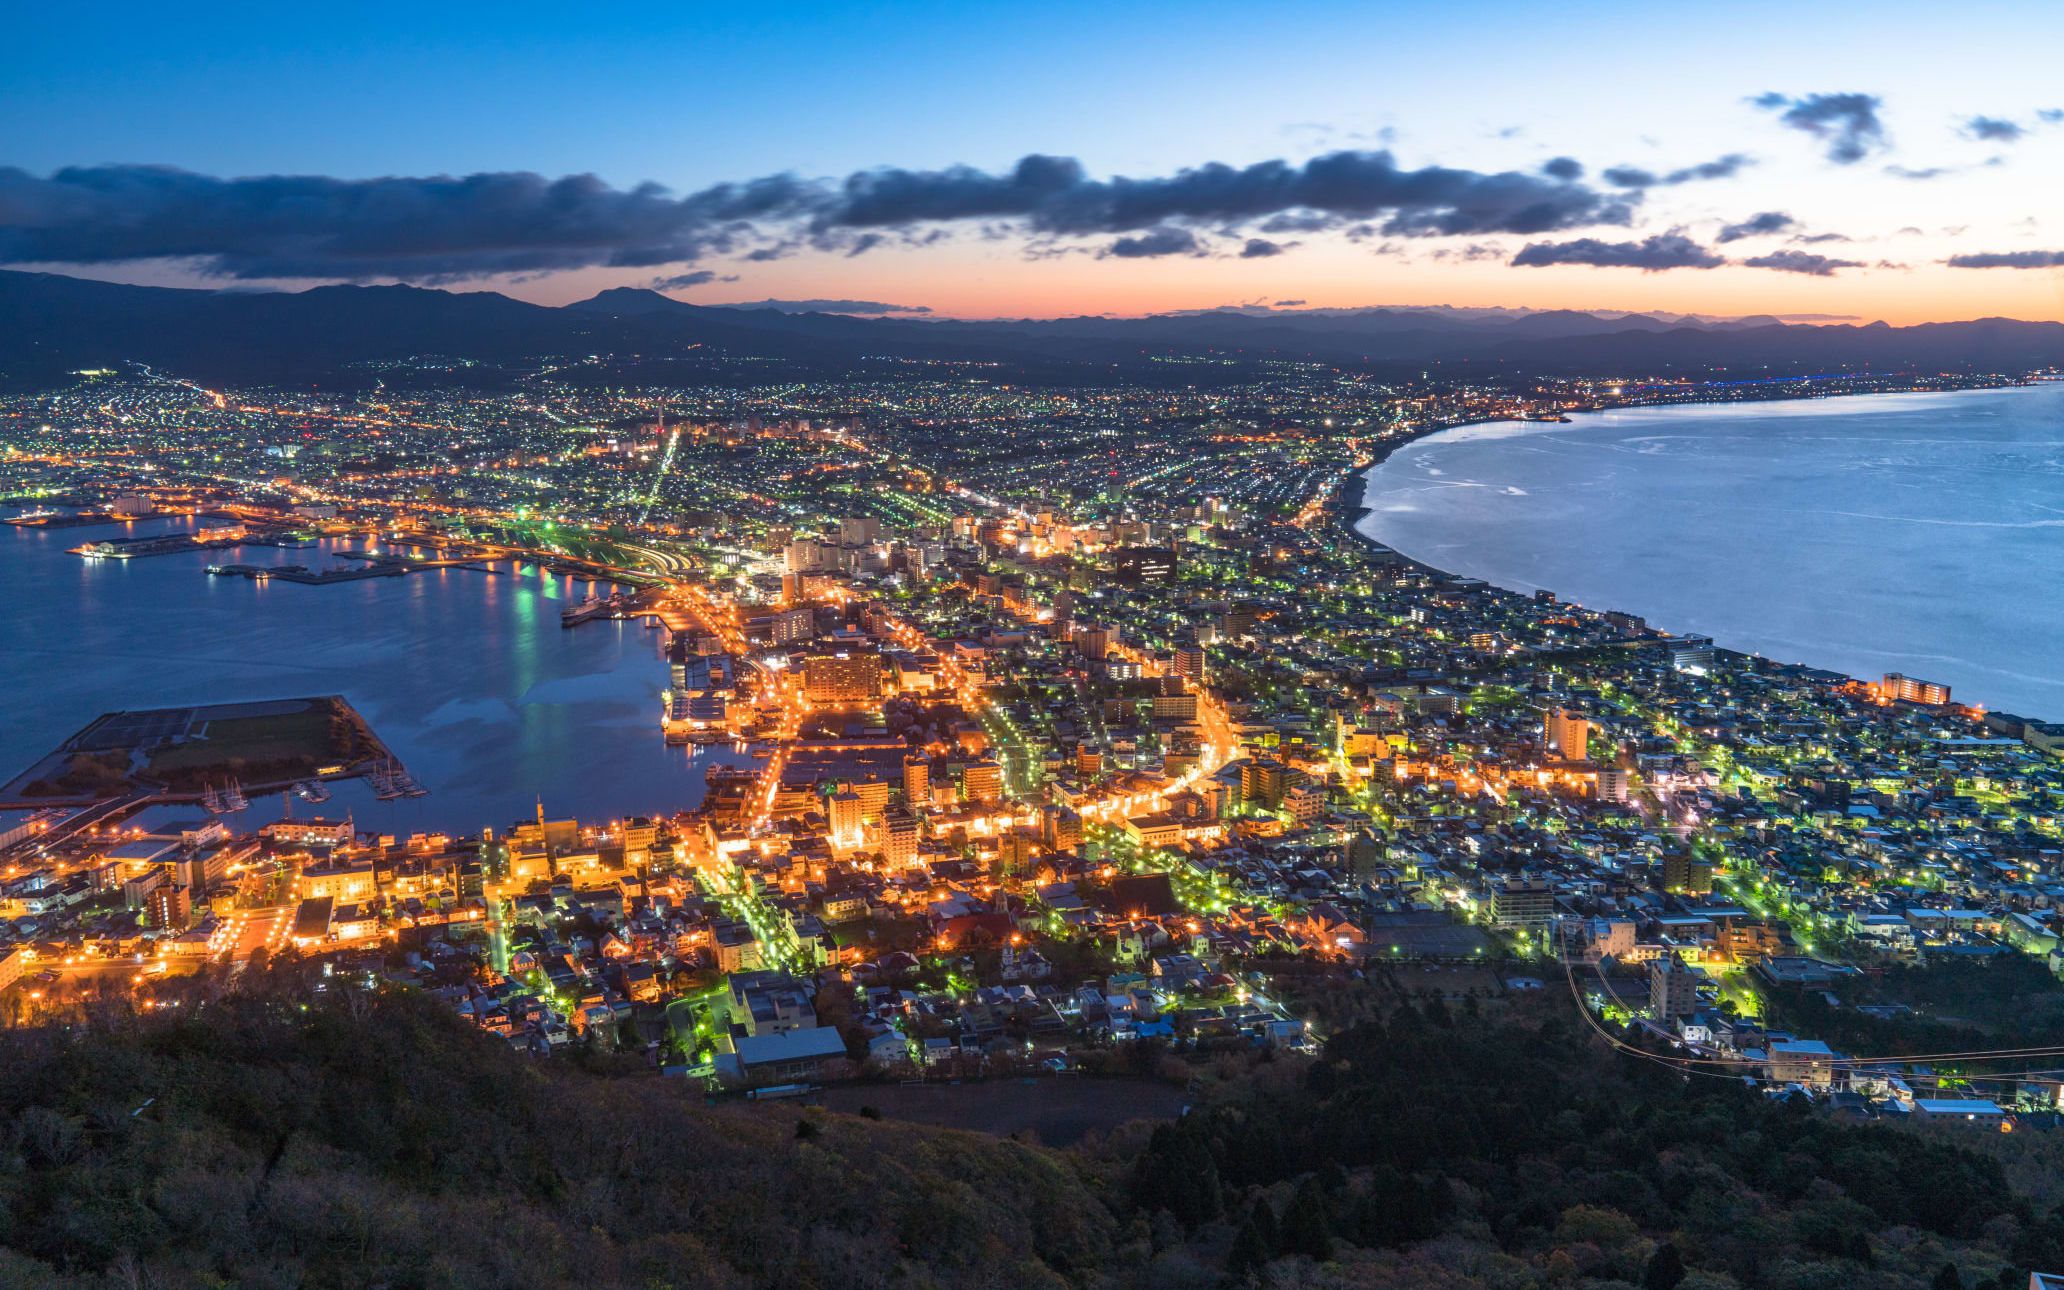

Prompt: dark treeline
[
  {"left": 6, "top": 972, "right": 2064, "bottom": 1288},
  {"left": 1130, "top": 999, "right": 2064, "bottom": 1288}
]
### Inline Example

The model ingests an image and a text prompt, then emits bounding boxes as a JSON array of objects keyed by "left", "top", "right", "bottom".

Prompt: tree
[
  {"left": 1644, "top": 1241, "right": 1686, "bottom": 1290},
  {"left": 1932, "top": 1264, "right": 1962, "bottom": 1290},
  {"left": 1280, "top": 1177, "right": 1333, "bottom": 1262},
  {"left": 1225, "top": 1212, "right": 1274, "bottom": 1279},
  {"left": 1133, "top": 1124, "right": 1222, "bottom": 1227}
]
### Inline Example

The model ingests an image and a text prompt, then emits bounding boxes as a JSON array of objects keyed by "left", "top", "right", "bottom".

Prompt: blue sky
[{"left": 6, "top": 1, "right": 2063, "bottom": 319}]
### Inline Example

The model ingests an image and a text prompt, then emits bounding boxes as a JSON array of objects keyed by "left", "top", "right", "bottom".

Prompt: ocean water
[
  {"left": 1357, "top": 382, "right": 2064, "bottom": 720},
  {"left": 0, "top": 516, "right": 747, "bottom": 834}
]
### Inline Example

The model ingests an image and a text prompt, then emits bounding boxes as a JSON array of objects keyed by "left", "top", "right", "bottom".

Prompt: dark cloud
[
  {"left": 1601, "top": 154, "right": 1753, "bottom": 189},
  {"left": 819, "top": 148, "right": 1633, "bottom": 239},
  {"left": 0, "top": 149, "right": 1636, "bottom": 283},
  {"left": 1715, "top": 210, "right": 1796, "bottom": 243},
  {"left": 1510, "top": 234, "right": 1724, "bottom": 271},
  {"left": 1885, "top": 164, "right": 1952, "bottom": 181},
  {"left": 2040, "top": 109, "right": 2064, "bottom": 124},
  {"left": 1239, "top": 237, "right": 1287, "bottom": 258},
  {"left": 650, "top": 269, "right": 720, "bottom": 289},
  {"left": 1273, "top": 299, "right": 1306, "bottom": 306},
  {"left": 0, "top": 164, "right": 812, "bottom": 281},
  {"left": 1103, "top": 226, "right": 1205, "bottom": 258},
  {"left": 1740, "top": 250, "right": 1863, "bottom": 276},
  {"left": 714, "top": 298, "right": 933, "bottom": 314},
  {"left": 1540, "top": 156, "right": 1584, "bottom": 181},
  {"left": 1962, "top": 115, "right": 2025, "bottom": 142},
  {"left": 1753, "top": 92, "right": 1886, "bottom": 164},
  {"left": 1256, "top": 212, "right": 1338, "bottom": 234},
  {"left": 1945, "top": 250, "right": 2064, "bottom": 268}
]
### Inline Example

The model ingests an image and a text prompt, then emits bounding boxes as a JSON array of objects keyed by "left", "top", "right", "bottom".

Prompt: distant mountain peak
[{"left": 565, "top": 286, "right": 693, "bottom": 316}]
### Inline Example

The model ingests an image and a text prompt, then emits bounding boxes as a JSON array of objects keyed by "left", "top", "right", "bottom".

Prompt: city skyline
[{"left": 7, "top": 0, "right": 2064, "bottom": 323}]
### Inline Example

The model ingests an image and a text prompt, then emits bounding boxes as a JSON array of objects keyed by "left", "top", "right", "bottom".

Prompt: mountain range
[{"left": 5, "top": 269, "right": 2063, "bottom": 389}]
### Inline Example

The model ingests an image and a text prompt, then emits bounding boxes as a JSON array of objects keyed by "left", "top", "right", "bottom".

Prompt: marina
[{"left": 0, "top": 514, "right": 750, "bottom": 833}]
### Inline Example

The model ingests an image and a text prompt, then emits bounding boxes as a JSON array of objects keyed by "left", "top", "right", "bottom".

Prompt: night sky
[{"left": 6, "top": 0, "right": 2063, "bottom": 321}]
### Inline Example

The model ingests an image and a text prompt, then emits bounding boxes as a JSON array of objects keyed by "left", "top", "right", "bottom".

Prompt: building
[
  {"left": 902, "top": 755, "right": 930, "bottom": 804},
  {"left": 0, "top": 945, "right": 25, "bottom": 992},
  {"left": 1488, "top": 877, "right": 1554, "bottom": 933},
  {"left": 827, "top": 791, "right": 865, "bottom": 849},
  {"left": 1596, "top": 766, "right": 1631, "bottom": 803},
  {"left": 961, "top": 760, "right": 1003, "bottom": 804},
  {"left": 1766, "top": 1039, "right": 1835, "bottom": 1089},
  {"left": 1661, "top": 851, "right": 1714, "bottom": 897},
  {"left": 1545, "top": 708, "right": 1590, "bottom": 761},
  {"left": 290, "top": 896, "right": 335, "bottom": 949},
  {"left": 1241, "top": 757, "right": 1292, "bottom": 811},
  {"left": 716, "top": 1027, "right": 850, "bottom": 1087},
  {"left": 146, "top": 883, "right": 191, "bottom": 931},
  {"left": 1111, "top": 546, "right": 1177, "bottom": 584},
  {"left": 1281, "top": 781, "right": 1328, "bottom": 823},
  {"left": 1043, "top": 806, "right": 1083, "bottom": 853},
  {"left": 881, "top": 808, "right": 920, "bottom": 867},
  {"left": 1912, "top": 1098, "right": 2007, "bottom": 1127},
  {"left": 744, "top": 604, "right": 815, "bottom": 646},
  {"left": 803, "top": 651, "right": 883, "bottom": 702},
  {"left": 301, "top": 858, "right": 377, "bottom": 904},
  {"left": 262, "top": 818, "right": 353, "bottom": 850},
  {"left": 1669, "top": 637, "right": 1715, "bottom": 676},
  {"left": 1878, "top": 672, "right": 1952, "bottom": 706},
  {"left": 1071, "top": 623, "right": 1112, "bottom": 659},
  {"left": 1649, "top": 953, "right": 1701, "bottom": 1020}
]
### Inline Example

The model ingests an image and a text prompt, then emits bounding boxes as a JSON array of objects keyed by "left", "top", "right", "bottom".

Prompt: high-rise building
[
  {"left": 1545, "top": 708, "right": 1590, "bottom": 762},
  {"left": 882, "top": 808, "right": 920, "bottom": 867},
  {"left": 1662, "top": 851, "right": 1715, "bottom": 897},
  {"left": 1172, "top": 642, "right": 1206, "bottom": 681},
  {"left": 1241, "top": 757, "right": 1291, "bottom": 810},
  {"left": 1650, "top": 953, "right": 1701, "bottom": 1020},
  {"left": 960, "top": 760, "right": 1003, "bottom": 804},
  {"left": 1597, "top": 766, "right": 1632, "bottom": 803},
  {"left": 1071, "top": 623, "right": 1112, "bottom": 659},
  {"left": 803, "top": 652, "right": 883, "bottom": 702},
  {"left": 827, "top": 791, "right": 865, "bottom": 848},
  {"left": 1043, "top": 806, "right": 1083, "bottom": 853},
  {"left": 901, "top": 755, "right": 930, "bottom": 805},
  {"left": 1488, "top": 877, "right": 1554, "bottom": 932},
  {"left": 147, "top": 883, "right": 191, "bottom": 931}
]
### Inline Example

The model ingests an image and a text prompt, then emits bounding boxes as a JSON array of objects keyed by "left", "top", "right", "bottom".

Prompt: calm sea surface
[
  {"left": 0, "top": 516, "right": 745, "bottom": 833},
  {"left": 1358, "top": 382, "right": 2064, "bottom": 720}
]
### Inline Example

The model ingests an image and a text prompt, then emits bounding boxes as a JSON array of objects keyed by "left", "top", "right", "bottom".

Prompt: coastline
[{"left": 1326, "top": 377, "right": 2057, "bottom": 724}]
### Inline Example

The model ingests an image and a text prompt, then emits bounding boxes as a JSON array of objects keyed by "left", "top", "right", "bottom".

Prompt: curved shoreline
[{"left": 1329, "top": 380, "right": 2058, "bottom": 723}]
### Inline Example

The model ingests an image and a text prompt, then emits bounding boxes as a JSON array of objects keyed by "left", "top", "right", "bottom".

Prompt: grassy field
[{"left": 141, "top": 697, "right": 377, "bottom": 789}]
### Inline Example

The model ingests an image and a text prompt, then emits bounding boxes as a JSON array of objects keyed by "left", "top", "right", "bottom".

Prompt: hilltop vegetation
[
  {"left": 0, "top": 981, "right": 1119, "bottom": 1288},
  {"left": 4, "top": 974, "right": 2063, "bottom": 1288}
]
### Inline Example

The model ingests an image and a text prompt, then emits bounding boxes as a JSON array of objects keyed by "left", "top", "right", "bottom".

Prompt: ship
[
  {"left": 294, "top": 780, "right": 332, "bottom": 803},
  {"left": 369, "top": 758, "right": 428, "bottom": 800},
  {"left": 200, "top": 778, "right": 249, "bottom": 814}
]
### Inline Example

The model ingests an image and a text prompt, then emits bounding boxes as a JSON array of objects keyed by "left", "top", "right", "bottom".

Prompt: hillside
[
  {"left": 5, "top": 974, "right": 2064, "bottom": 1288},
  {"left": 0, "top": 983, "right": 1120, "bottom": 1288},
  {"left": 5, "top": 269, "right": 2063, "bottom": 389}
]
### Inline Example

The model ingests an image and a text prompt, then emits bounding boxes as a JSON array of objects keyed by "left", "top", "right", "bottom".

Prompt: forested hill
[{"left": 4, "top": 978, "right": 2063, "bottom": 1288}]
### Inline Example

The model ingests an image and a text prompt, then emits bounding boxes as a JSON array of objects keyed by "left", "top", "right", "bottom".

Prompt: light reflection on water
[{"left": 0, "top": 518, "right": 748, "bottom": 834}]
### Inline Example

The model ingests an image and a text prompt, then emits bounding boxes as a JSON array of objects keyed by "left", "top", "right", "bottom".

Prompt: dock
[{"left": 208, "top": 562, "right": 407, "bottom": 584}]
